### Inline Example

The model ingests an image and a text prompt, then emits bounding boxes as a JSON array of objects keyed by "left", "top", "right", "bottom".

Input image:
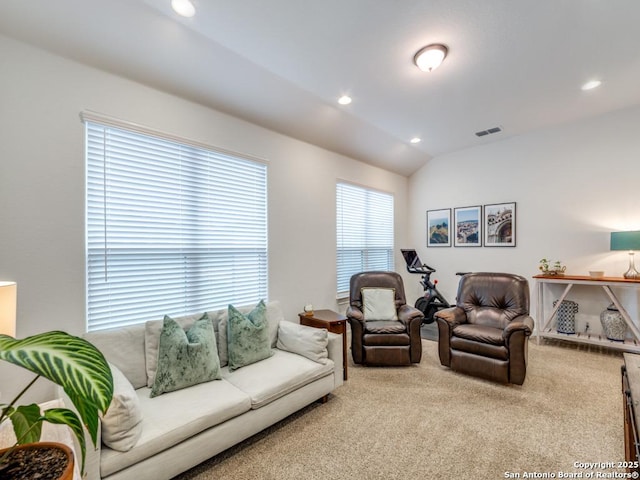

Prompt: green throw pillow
[
  {"left": 150, "top": 314, "right": 221, "bottom": 398},
  {"left": 227, "top": 300, "right": 273, "bottom": 371}
]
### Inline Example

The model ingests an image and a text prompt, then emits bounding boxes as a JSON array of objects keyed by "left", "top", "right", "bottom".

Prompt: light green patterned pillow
[
  {"left": 150, "top": 314, "right": 221, "bottom": 398},
  {"left": 227, "top": 300, "right": 273, "bottom": 371}
]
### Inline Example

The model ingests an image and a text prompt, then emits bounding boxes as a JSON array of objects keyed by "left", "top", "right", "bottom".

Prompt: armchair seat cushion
[
  {"left": 364, "top": 332, "right": 410, "bottom": 346},
  {"left": 365, "top": 321, "right": 406, "bottom": 334},
  {"left": 453, "top": 324, "right": 504, "bottom": 346},
  {"left": 450, "top": 336, "right": 509, "bottom": 360}
]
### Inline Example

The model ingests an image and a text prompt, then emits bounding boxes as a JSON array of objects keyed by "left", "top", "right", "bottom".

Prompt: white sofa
[{"left": 81, "top": 301, "right": 343, "bottom": 480}]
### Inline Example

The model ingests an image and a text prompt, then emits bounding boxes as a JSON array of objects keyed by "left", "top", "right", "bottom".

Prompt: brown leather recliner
[
  {"left": 346, "top": 271, "right": 424, "bottom": 366},
  {"left": 434, "top": 272, "right": 534, "bottom": 385}
]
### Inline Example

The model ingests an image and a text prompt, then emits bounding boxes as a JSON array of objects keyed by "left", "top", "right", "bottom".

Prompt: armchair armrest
[
  {"left": 346, "top": 305, "right": 364, "bottom": 323},
  {"left": 397, "top": 304, "right": 424, "bottom": 325},
  {"left": 503, "top": 315, "right": 534, "bottom": 340},
  {"left": 434, "top": 306, "right": 467, "bottom": 327}
]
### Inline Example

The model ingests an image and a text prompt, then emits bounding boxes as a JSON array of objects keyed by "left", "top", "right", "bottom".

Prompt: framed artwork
[
  {"left": 426, "top": 208, "right": 451, "bottom": 247},
  {"left": 484, "top": 202, "right": 516, "bottom": 247},
  {"left": 454, "top": 206, "right": 482, "bottom": 247}
]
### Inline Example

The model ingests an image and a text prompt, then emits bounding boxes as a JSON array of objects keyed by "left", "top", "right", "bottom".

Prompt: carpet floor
[{"left": 174, "top": 339, "right": 624, "bottom": 480}]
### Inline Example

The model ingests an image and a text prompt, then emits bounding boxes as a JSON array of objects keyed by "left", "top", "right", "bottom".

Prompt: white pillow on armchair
[{"left": 361, "top": 287, "right": 398, "bottom": 321}]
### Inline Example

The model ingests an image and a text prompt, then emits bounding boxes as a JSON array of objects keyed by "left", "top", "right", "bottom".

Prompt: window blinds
[
  {"left": 85, "top": 118, "right": 268, "bottom": 331},
  {"left": 336, "top": 182, "right": 394, "bottom": 297}
]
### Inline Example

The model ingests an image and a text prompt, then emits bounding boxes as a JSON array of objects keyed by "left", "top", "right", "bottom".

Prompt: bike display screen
[{"left": 401, "top": 249, "right": 421, "bottom": 269}]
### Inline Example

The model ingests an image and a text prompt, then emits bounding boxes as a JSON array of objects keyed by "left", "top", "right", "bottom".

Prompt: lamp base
[{"left": 624, "top": 252, "right": 640, "bottom": 279}]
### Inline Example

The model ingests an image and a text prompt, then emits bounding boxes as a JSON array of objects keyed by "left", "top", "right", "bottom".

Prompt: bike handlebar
[{"left": 406, "top": 264, "right": 436, "bottom": 275}]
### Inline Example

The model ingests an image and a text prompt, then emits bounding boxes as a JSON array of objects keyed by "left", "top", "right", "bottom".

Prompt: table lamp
[
  {"left": 611, "top": 231, "right": 640, "bottom": 279},
  {"left": 0, "top": 281, "right": 17, "bottom": 337}
]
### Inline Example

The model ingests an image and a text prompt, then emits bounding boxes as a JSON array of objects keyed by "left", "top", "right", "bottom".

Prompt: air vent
[{"left": 475, "top": 126, "right": 502, "bottom": 137}]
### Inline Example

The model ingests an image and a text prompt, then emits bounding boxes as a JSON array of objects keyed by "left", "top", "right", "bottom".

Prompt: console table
[{"left": 534, "top": 275, "right": 640, "bottom": 353}]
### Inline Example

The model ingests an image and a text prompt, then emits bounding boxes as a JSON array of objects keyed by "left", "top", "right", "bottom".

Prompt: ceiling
[{"left": 1, "top": 0, "right": 639, "bottom": 176}]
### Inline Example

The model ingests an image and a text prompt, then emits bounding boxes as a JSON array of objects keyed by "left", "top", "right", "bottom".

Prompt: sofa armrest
[{"left": 326, "top": 332, "right": 344, "bottom": 389}]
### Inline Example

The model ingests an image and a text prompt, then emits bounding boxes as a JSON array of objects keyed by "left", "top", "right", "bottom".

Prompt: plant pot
[{"left": 0, "top": 441, "right": 74, "bottom": 480}]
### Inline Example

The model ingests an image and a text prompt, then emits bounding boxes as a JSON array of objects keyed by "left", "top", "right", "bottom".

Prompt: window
[
  {"left": 84, "top": 113, "right": 268, "bottom": 331},
  {"left": 336, "top": 182, "right": 394, "bottom": 298}
]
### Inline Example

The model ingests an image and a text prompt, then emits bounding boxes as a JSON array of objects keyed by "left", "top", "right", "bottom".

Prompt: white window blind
[
  {"left": 85, "top": 117, "right": 268, "bottom": 331},
  {"left": 336, "top": 182, "right": 394, "bottom": 297}
]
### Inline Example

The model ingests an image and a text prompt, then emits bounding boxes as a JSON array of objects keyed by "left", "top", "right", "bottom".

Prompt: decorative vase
[
  {"left": 553, "top": 299, "right": 578, "bottom": 334},
  {"left": 0, "top": 442, "right": 74, "bottom": 480},
  {"left": 600, "top": 303, "right": 626, "bottom": 341}
]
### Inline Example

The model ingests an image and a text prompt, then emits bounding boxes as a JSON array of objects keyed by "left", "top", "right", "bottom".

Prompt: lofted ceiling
[{"left": 1, "top": 0, "right": 639, "bottom": 176}]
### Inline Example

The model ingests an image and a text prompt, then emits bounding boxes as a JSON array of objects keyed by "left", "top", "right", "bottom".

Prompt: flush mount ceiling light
[
  {"left": 171, "top": 0, "right": 196, "bottom": 18},
  {"left": 337, "top": 95, "right": 352, "bottom": 105},
  {"left": 413, "top": 44, "right": 448, "bottom": 72},
  {"left": 581, "top": 80, "right": 602, "bottom": 91},
  {"left": 410, "top": 137, "right": 421, "bottom": 144}
]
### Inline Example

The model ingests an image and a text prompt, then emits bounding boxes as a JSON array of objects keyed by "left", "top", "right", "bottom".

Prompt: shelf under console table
[{"left": 534, "top": 274, "right": 640, "bottom": 353}]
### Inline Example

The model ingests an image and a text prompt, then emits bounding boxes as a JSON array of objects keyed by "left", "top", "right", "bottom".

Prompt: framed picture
[
  {"left": 484, "top": 202, "right": 516, "bottom": 247},
  {"left": 454, "top": 206, "right": 482, "bottom": 247},
  {"left": 426, "top": 208, "right": 451, "bottom": 247}
]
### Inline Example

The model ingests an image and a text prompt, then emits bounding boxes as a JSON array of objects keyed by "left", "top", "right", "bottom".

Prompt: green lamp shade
[{"left": 611, "top": 231, "right": 640, "bottom": 251}]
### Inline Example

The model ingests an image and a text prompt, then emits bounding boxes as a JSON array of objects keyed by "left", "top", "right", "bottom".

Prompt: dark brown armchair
[
  {"left": 346, "top": 271, "right": 424, "bottom": 366},
  {"left": 434, "top": 272, "right": 534, "bottom": 385}
]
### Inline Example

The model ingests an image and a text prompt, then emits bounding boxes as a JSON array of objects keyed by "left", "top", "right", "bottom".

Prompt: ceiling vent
[{"left": 475, "top": 126, "right": 502, "bottom": 137}]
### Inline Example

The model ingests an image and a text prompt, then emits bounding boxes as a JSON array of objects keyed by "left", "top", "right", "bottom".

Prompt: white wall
[
  {"left": 408, "top": 106, "right": 640, "bottom": 330},
  {"left": 0, "top": 35, "right": 410, "bottom": 400}
]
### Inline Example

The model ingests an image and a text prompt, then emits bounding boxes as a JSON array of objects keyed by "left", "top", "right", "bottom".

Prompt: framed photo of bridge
[
  {"left": 484, "top": 202, "right": 516, "bottom": 247},
  {"left": 426, "top": 208, "right": 451, "bottom": 247},
  {"left": 454, "top": 206, "right": 482, "bottom": 247}
]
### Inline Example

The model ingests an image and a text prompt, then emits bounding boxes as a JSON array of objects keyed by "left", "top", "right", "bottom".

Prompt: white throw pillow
[
  {"left": 101, "top": 362, "right": 143, "bottom": 452},
  {"left": 362, "top": 287, "right": 398, "bottom": 321},
  {"left": 276, "top": 321, "right": 328, "bottom": 364}
]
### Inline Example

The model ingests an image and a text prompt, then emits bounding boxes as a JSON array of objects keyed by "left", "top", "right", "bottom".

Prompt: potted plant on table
[
  {"left": 0, "top": 330, "right": 114, "bottom": 479},
  {"left": 538, "top": 258, "right": 567, "bottom": 276}
]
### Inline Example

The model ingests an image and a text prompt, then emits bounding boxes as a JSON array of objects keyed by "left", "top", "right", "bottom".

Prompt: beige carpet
[{"left": 175, "top": 339, "right": 624, "bottom": 480}]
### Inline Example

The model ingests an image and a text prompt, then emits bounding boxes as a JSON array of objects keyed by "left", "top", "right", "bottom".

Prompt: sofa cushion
[
  {"left": 276, "top": 321, "right": 328, "bottom": 364},
  {"left": 101, "top": 363, "right": 143, "bottom": 452},
  {"left": 100, "top": 379, "right": 252, "bottom": 477},
  {"left": 227, "top": 300, "right": 273, "bottom": 371},
  {"left": 222, "top": 349, "right": 334, "bottom": 409},
  {"left": 150, "top": 315, "right": 222, "bottom": 398},
  {"left": 84, "top": 325, "right": 147, "bottom": 389},
  {"left": 361, "top": 287, "right": 398, "bottom": 321}
]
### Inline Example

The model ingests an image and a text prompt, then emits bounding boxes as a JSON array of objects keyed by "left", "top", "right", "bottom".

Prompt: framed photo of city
[
  {"left": 454, "top": 206, "right": 482, "bottom": 247},
  {"left": 484, "top": 202, "right": 516, "bottom": 247},
  {"left": 426, "top": 208, "right": 451, "bottom": 247}
]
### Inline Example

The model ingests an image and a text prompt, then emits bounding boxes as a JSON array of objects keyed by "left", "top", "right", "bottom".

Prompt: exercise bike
[{"left": 401, "top": 249, "right": 452, "bottom": 325}]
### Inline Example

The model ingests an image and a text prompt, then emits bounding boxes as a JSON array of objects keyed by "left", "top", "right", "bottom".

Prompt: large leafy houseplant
[{"left": 0, "top": 331, "right": 114, "bottom": 476}]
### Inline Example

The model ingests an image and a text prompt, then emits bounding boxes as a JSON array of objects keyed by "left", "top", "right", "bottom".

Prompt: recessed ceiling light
[
  {"left": 338, "top": 95, "right": 352, "bottom": 105},
  {"left": 581, "top": 80, "right": 602, "bottom": 91},
  {"left": 410, "top": 137, "right": 421, "bottom": 144},
  {"left": 171, "top": 0, "right": 196, "bottom": 18},
  {"left": 413, "top": 44, "right": 448, "bottom": 72}
]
